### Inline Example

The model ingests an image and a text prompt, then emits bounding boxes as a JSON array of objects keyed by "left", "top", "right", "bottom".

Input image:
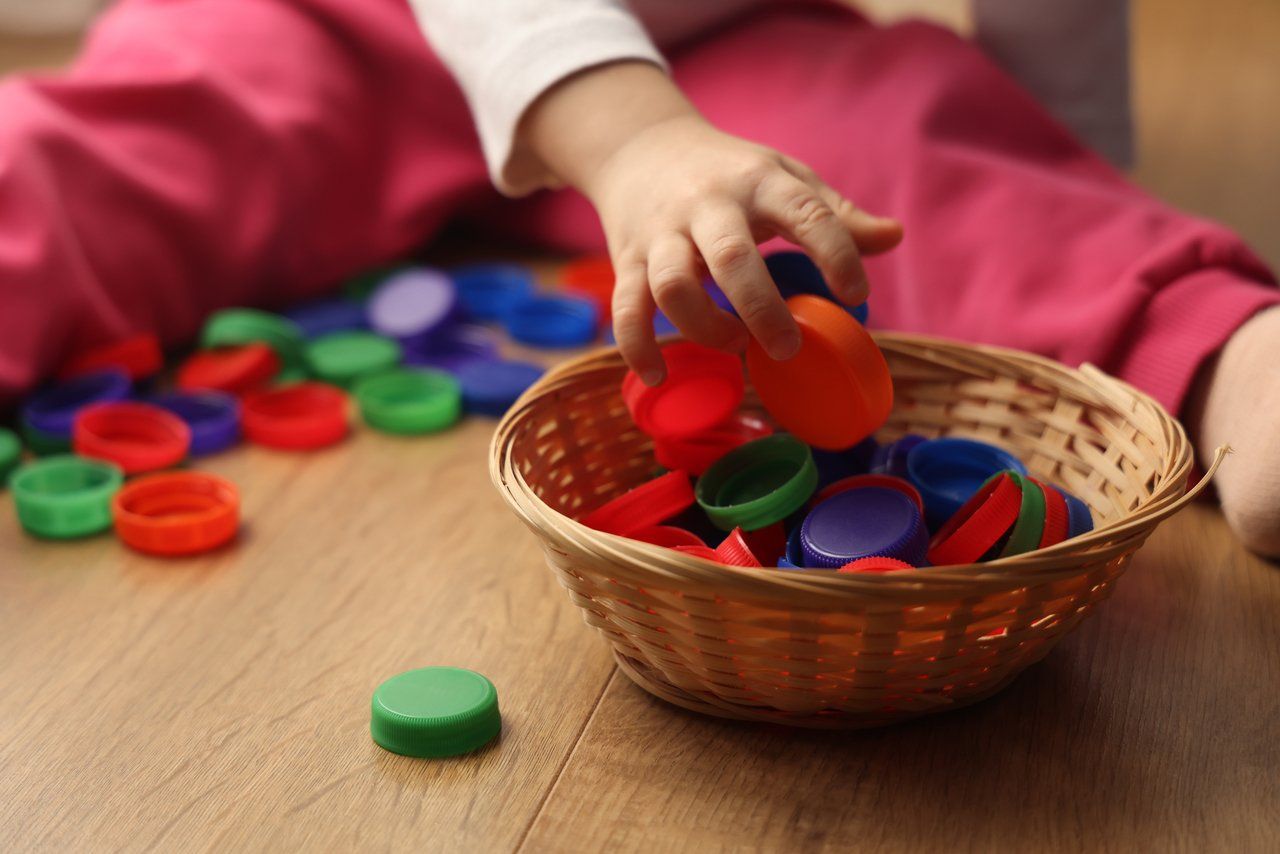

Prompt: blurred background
[{"left": 0, "top": 0, "right": 1276, "bottom": 267}]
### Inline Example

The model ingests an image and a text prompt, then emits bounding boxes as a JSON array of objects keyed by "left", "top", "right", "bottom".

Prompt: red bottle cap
[
  {"left": 59, "top": 333, "right": 163, "bottom": 381},
  {"left": 1034, "top": 477, "right": 1070, "bottom": 548},
  {"left": 837, "top": 556, "right": 915, "bottom": 573},
  {"left": 560, "top": 256, "right": 614, "bottom": 322},
  {"left": 112, "top": 471, "right": 239, "bottom": 556},
  {"left": 622, "top": 342, "right": 744, "bottom": 440},
  {"left": 629, "top": 525, "right": 706, "bottom": 550},
  {"left": 580, "top": 470, "right": 694, "bottom": 536},
  {"left": 674, "top": 544, "right": 720, "bottom": 561},
  {"left": 652, "top": 412, "right": 773, "bottom": 475},
  {"left": 926, "top": 472, "right": 1023, "bottom": 566},
  {"left": 178, "top": 343, "right": 281, "bottom": 395},
  {"left": 740, "top": 522, "right": 788, "bottom": 566},
  {"left": 714, "top": 528, "right": 763, "bottom": 567},
  {"left": 746, "top": 294, "right": 893, "bottom": 451},
  {"left": 241, "top": 382, "right": 349, "bottom": 450},
  {"left": 73, "top": 402, "right": 191, "bottom": 475},
  {"left": 814, "top": 473, "right": 924, "bottom": 514}
]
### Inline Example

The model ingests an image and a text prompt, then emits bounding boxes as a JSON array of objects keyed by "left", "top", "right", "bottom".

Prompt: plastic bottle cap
[
  {"left": 674, "top": 544, "right": 720, "bottom": 561},
  {"left": 504, "top": 295, "right": 599, "bottom": 349},
  {"left": 926, "top": 472, "right": 1023, "bottom": 566},
  {"left": 745, "top": 294, "right": 893, "bottom": 451},
  {"left": 345, "top": 264, "right": 409, "bottom": 301},
  {"left": 869, "top": 434, "right": 926, "bottom": 479},
  {"left": 21, "top": 422, "right": 71, "bottom": 456},
  {"left": 371, "top": 667, "right": 501, "bottom": 758},
  {"left": 0, "top": 427, "right": 22, "bottom": 484},
  {"left": 815, "top": 473, "right": 924, "bottom": 514},
  {"left": 799, "top": 487, "right": 927, "bottom": 568},
  {"left": 241, "top": 382, "right": 350, "bottom": 450},
  {"left": 1056, "top": 487, "right": 1094, "bottom": 538},
  {"left": 560, "top": 256, "right": 615, "bottom": 321},
  {"left": 628, "top": 525, "right": 706, "bottom": 550},
  {"left": 58, "top": 333, "right": 163, "bottom": 381},
  {"left": 623, "top": 342, "right": 745, "bottom": 440},
  {"left": 811, "top": 437, "right": 878, "bottom": 487},
  {"left": 284, "top": 297, "right": 369, "bottom": 340},
  {"left": 452, "top": 263, "right": 535, "bottom": 321},
  {"left": 401, "top": 324, "right": 500, "bottom": 374},
  {"left": 1034, "top": 479, "right": 1070, "bottom": 547},
  {"left": 200, "top": 307, "right": 306, "bottom": 373},
  {"left": 838, "top": 556, "right": 915, "bottom": 573},
  {"left": 580, "top": 470, "right": 695, "bottom": 536},
  {"left": 10, "top": 455, "right": 124, "bottom": 539},
  {"left": 304, "top": 331, "right": 402, "bottom": 388},
  {"left": 366, "top": 268, "right": 458, "bottom": 343},
  {"left": 906, "top": 437, "right": 1029, "bottom": 528},
  {"left": 147, "top": 391, "right": 241, "bottom": 456},
  {"left": 652, "top": 412, "right": 773, "bottom": 476},
  {"left": 715, "top": 528, "right": 763, "bottom": 567},
  {"left": 21, "top": 369, "right": 133, "bottom": 439},
  {"left": 177, "top": 343, "right": 281, "bottom": 395},
  {"left": 778, "top": 525, "right": 806, "bottom": 568},
  {"left": 456, "top": 359, "right": 544, "bottom": 418},
  {"left": 997, "top": 472, "right": 1047, "bottom": 558},
  {"left": 112, "top": 471, "right": 239, "bottom": 556},
  {"left": 354, "top": 368, "right": 462, "bottom": 435},
  {"left": 73, "top": 402, "right": 192, "bottom": 475},
  {"left": 695, "top": 434, "right": 818, "bottom": 531},
  {"left": 740, "top": 522, "right": 788, "bottom": 566},
  {"left": 764, "top": 251, "right": 869, "bottom": 324}
]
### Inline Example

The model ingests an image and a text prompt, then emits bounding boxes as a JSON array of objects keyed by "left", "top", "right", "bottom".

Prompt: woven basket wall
[{"left": 491, "top": 333, "right": 1218, "bottom": 728}]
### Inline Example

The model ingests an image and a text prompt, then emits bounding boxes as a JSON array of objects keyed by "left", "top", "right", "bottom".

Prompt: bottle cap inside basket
[
  {"left": 10, "top": 455, "right": 124, "bottom": 539},
  {"left": 241, "top": 382, "right": 350, "bottom": 450},
  {"left": 814, "top": 473, "right": 924, "bottom": 514},
  {"left": 745, "top": 295, "right": 892, "bottom": 451},
  {"left": 906, "top": 437, "right": 1029, "bottom": 527},
  {"left": 73, "top": 401, "right": 191, "bottom": 475},
  {"left": 695, "top": 434, "right": 818, "bottom": 531},
  {"left": 580, "top": 470, "right": 695, "bottom": 536},
  {"left": 653, "top": 412, "right": 773, "bottom": 476},
  {"left": 371, "top": 667, "right": 501, "bottom": 758},
  {"left": 837, "top": 555, "right": 915, "bottom": 573},
  {"left": 869, "top": 434, "right": 925, "bottom": 480},
  {"left": 926, "top": 471, "right": 1023, "bottom": 566},
  {"left": 799, "top": 487, "right": 927, "bottom": 568},
  {"left": 112, "top": 471, "right": 240, "bottom": 556},
  {"left": 1034, "top": 478, "right": 1070, "bottom": 547},
  {"left": 622, "top": 341, "right": 744, "bottom": 440},
  {"left": 628, "top": 525, "right": 706, "bottom": 550},
  {"left": 1056, "top": 486, "right": 1094, "bottom": 538},
  {"left": 997, "top": 472, "right": 1047, "bottom": 558}
]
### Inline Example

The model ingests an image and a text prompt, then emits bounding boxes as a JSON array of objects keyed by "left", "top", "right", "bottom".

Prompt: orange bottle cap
[{"left": 112, "top": 471, "right": 239, "bottom": 556}]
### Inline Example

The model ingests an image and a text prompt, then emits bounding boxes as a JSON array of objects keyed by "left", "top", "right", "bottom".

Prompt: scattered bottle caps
[
  {"left": 112, "top": 471, "right": 239, "bottom": 556},
  {"left": 354, "top": 368, "right": 462, "bottom": 435},
  {"left": 201, "top": 308, "right": 306, "bottom": 375},
  {"left": 284, "top": 297, "right": 369, "bottom": 340},
  {"left": 10, "top": 455, "right": 124, "bottom": 539},
  {"left": 304, "top": 331, "right": 402, "bottom": 388},
  {"left": 177, "top": 343, "right": 281, "bottom": 395},
  {"left": 371, "top": 667, "right": 501, "bottom": 758},
  {"left": 21, "top": 368, "right": 132, "bottom": 441},
  {"left": 241, "top": 382, "right": 350, "bottom": 450},
  {"left": 147, "top": 390, "right": 241, "bottom": 456},
  {"left": 57, "top": 332, "right": 164, "bottom": 382},
  {"left": 456, "top": 359, "right": 544, "bottom": 417},
  {"left": 0, "top": 427, "right": 20, "bottom": 484},
  {"left": 452, "top": 263, "right": 536, "bottom": 321},
  {"left": 367, "top": 267, "right": 459, "bottom": 346},
  {"left": 401, "top": 324, "right": 500, "bottom": 373},
  {"left": 72, "top": 401, "right": 191, "bottom": 475},
  {"left": 504, "top": 295, "right": 599, "bottom": 348}
]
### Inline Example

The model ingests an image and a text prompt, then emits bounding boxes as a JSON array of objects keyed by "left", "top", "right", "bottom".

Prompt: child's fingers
[
  {"left": 648, "top": 235, "right": 747, "bottom": 352},
  {"left": 754, "top": 174, "right": 868, "bottom": 306},
  {"left": 690, "top": 208, "right": 801, "bottom": 361},
  {"left": 780, "top": 157, "right": 904, "bottom": 255},
  {"left": 611, "top": 259, "right": 666, "bottom": 385}
]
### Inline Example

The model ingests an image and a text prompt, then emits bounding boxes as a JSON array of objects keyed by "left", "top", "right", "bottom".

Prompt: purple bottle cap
[
  {"left": 799, "top": 487, "right": 927, "bottom": 568},
  {"left": 285, "top": 297, "right": 369, "bottom": 340},
  {"left": 869, "top": 434, "right": 926, "bottom": 479},
  {"left": 21, "top": 368, "right": 132, "bottom": 438},
  {"left": 366, "top": 267, "right": 459, "bottom": 344},
  {"left": 457, "top": 359, "right": 544, "bottom": 417},
  {"left": 402, "top": 324, "right": 501, "bottom": 373},
  {"left": 148, "top": 390, "right": 241, "bottom": 456}
]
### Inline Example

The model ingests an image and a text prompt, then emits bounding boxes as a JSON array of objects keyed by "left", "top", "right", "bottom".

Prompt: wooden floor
[{"left": 2, "top": 1, "right": 1278, "bottom": 852}]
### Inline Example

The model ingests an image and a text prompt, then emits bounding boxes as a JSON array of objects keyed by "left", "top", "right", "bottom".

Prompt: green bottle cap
[
  {"left": 0, "top": 427, "right": 21, "bottom": 484},
  {"left": 201, "top": 308, "right": 307, "bottom": 375},
  {"left": 354, "top": 369, "right": 461, "bottom": 435},
  {"left": 305, "top": 332, "right": 402, "bottom": 388},
  {"left": 998, "top": 471, "right": 1047, "bottom": 557},
  {"left": 21, "top": 421, "right": 72, "bottom": 456},
  {"left": 371, "top": 667, "right": 500, "bottom": 758},
  {"left": 10, "top": 455, "right": 124, "bottom": 539},
  {"left": 695, "top": 433, "right": 818, "bottom": 531}
]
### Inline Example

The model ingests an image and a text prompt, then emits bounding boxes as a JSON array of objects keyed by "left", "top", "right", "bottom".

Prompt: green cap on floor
[{"left": 370, "top": 667, "right": 500, "bottom": 758}]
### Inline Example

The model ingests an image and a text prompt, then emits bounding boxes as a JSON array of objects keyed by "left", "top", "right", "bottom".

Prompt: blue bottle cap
[
  {"left": 284, "top": 297, "right": 369, "bottom": 340},
  {"left": 764, "top": 250, "right": 868, "bottom": 323},
  {"left": 456, "top": 359, "right": 545, "bottom": 417},
  {"left": 783, "top": 523, "right": 807, "bottom": 568},
  {"left": 21, "top": 368, "right": 132, "bottom": 439},
  {"left": 799, "top": 486, "right": 927, "bottom": 568},
  {"left": 869, "top": 434, "right": 925, "bottom": 479},
  {"left": 851, "top": 302, "right": 869, "bottom": 325},
  {"left": 402, "top": 324, "right": 500, "bottom": 373},
  {"left": 451, "top": 263, "right": 535, "bottom": 321},
  {"left": 1056, "top": 487, "right": 1094, "bottom": 538},
  {"left": 811, "top": 437, "right": 878, "bottom": 487},
  {"left": 504, "top": 295, "right": 598, "bottom": 348},
  {"left": 367, "top": 267, "right": 459, "bottom": 344},
  {"left": 907, "top": 437, "right": 1029, "bottom": 529},
  {"left": 148, "top": 390, "right": 241, "bottom": 456}
]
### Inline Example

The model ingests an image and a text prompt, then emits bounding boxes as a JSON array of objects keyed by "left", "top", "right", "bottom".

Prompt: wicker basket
[{"left": 491, "top": 333, "right": 1220, "bottom": 728}]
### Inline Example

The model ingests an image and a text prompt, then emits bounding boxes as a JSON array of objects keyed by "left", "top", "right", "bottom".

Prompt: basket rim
[{"left": 489, "top": 332, "right": 1220, "bottom": 602}]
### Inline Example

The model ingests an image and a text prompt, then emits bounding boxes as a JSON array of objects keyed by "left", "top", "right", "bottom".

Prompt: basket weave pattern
[{"left": 492, "top": 334, "right": 1214, "bottom": 728}]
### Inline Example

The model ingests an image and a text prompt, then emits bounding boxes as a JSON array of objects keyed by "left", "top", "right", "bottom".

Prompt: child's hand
[{"left": 521, "top": 62, "right": 902, "bottom": 384}]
